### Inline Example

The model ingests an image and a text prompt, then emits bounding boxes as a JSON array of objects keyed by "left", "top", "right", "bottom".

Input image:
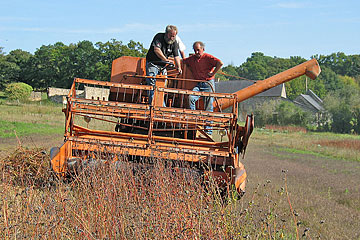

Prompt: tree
[
  {"left": 285, "top": 75, "right": 309, "bottom": 100},
  {"left": 67, "top": 40, "right": 100, "bottom": 87},
  {"left": 0, "top": 55, "right": 19, "bottom": 89},
  {"left": 219, "top": 64, "right": 239, "bottom": 81},
  {"left": 95, "top": 39, "right": 147, "bottom": 81},
  {"left": 314, "top": 52, "right": 360, "bottom": 78},
  {"left": 6, "top": 49, "right": 32, "bottom": 84},
  {"left": 274, "top": 101, "right": 312, "bottom": 126},
  {"left": 24, "top": 42, "right": 68, "bottom": 89},
  {"left": 339, "top": 75, "right": 360, "bottom": 91},
  {"left": 253, "top": 100, "right": 278, "bottom": 127},
  {"left": 317, "top": 66, "right": 344, "bottom": 93},
  {"left": 323, "top": 85, "right": 360, "bottom": 134}
]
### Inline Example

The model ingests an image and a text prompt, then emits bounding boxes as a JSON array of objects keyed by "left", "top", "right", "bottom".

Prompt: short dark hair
[{"left": 193, "top": 41, "right": 205, "bottom": 50}]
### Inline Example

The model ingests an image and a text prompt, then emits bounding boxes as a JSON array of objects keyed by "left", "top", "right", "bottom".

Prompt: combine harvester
[{"left": 50, "top": 56, "right": 321, "bottom": 195}]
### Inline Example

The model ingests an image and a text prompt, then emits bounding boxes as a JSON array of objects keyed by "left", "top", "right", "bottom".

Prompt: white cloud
[
  {"left": 0, "top": 17, "right": 33, "bottom": 22},
  {"left": 0, "top": 23, "right": 162, "bottom": 35},
  {"left": 275, "top": 2, "right": 307, "bottom": 9}
]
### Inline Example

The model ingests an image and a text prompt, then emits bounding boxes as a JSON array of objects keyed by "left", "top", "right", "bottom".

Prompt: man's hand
[{"left": 174, "top": 56, "right": 182, "bottom": 75}]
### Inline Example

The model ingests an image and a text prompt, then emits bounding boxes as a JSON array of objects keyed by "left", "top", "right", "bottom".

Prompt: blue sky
[{"left": 1, "top": 0, "right": 359, "bottom": 66}]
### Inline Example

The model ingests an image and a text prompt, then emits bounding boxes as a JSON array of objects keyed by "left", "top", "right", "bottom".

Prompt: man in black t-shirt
[{"left": 145, "top": 25, "right": 182, "bottom": 105}]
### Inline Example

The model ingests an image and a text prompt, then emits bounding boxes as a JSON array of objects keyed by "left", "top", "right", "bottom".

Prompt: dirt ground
[
  {"left": 0, "top": 133, "right": 64, "bottom": 159},
  {"left": 243, "top": 141, "right": 360, "bottom": 239},
  {"left": 1, "top": 133, "right": 359, "bottom": 239}
]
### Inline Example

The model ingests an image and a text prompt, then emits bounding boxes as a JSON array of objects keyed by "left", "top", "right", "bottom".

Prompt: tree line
[
  {"left": 1, "top": 40, "right": 359, "bottom": 133},
  {"left": 220, "top": 52, "right": 360, "bottom": 100},
  {"left": 219, "top": 52, "right": 360, "bottom": 134},
  {"left": 0, "top": 39, "right": 147, "bottom": 90}
]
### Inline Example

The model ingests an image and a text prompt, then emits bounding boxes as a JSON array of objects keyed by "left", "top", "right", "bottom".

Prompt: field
[{"left": 1, "top": 102, "right": 360, "bottom": 239}]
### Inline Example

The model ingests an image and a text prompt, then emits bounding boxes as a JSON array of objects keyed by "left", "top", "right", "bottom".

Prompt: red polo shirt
[{"left": 183, "top": 53, "right": 220, "bottom": 81}]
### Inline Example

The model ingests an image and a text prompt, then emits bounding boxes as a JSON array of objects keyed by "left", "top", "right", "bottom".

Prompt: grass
[
  {"left": 0, "top": 120, "right": 63, "bottom": 138},
  {"left": 252, "top": 127, "right": 360, "bottom": 162},
  {"left": 0, "top": 148, "right": 307, "bottom": 239},
  {"left": 1, "top": 100, "right": 358, "bottom": 162},
  {"left": 0, "top": 101, "right": 64, "bottom": 138},
  {"left": 1, "top": 101, "right": 359, "bottom": 238}
]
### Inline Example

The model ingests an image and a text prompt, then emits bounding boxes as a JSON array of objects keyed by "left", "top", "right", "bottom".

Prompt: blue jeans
[
  {"left": 189, "top": 79, "right": 215, "bottom": 134},
  {"left": 146, "top": 61, "right": 167, "bottom": 105},
  {"left": 189, "top": 79, "right": 214, "bottom": 111}
]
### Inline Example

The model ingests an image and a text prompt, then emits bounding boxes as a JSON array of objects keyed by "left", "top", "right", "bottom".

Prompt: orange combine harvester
[{"left": 50, "top": 56, "right": 321, "bottom": 195}]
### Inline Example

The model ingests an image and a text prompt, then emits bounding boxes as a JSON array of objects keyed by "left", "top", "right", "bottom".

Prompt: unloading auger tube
[
  {"left": 214, "top": 58, "right": 321, "bottom": 112},
  {"left": 49, "top": 56, "right": 321, "bottom": 197}
]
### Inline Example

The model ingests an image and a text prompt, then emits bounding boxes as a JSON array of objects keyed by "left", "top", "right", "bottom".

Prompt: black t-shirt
[{"left": 146, "top": 33, "right": 179, "bottom": 63}]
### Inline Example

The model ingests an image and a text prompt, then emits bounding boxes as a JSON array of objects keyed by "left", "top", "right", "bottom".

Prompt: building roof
[
  {"left": 307, "top": 89, "right": 323, "bottom": 105},
  {"left": 293, "top": 90, "right": 324, "bottom": 112},
  {"left": 215, "top": 80, "right": 286, "bottom": 98}
]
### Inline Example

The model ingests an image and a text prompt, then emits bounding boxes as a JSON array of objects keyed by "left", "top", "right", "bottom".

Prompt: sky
[{"left": 1, "top": 0, "right": 359, "bottom": 66}]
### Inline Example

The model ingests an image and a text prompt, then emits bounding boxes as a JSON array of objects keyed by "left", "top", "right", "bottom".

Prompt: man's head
[
  {"left": 193, "top": 41, "right": 205, "bottom": 58},
  {"left": 164, "top": 25, "right": 178, "bottom": 44}
]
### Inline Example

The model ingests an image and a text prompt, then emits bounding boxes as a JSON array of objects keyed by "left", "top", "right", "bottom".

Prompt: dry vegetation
[
  {"left": 0, "top": 146, "right": 311, "bottom": 239},
  {"left": 1, "top": 104, "right": 359, "bottom": 239},
  {"left": 256, "top": 125, "right": 360, "bottom": 162}
]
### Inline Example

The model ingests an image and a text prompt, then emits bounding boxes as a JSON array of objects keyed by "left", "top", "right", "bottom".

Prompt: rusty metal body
[{"left": 50, "top": 56, "right": 321, "bottom": 194}]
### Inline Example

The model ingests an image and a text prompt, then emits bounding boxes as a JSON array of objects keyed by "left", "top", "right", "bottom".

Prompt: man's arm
[
  {"left": 180, "top": 50, "right": 186, "bottom": 59},
  {"left": 174, "top": 56, "right": 182, "bottom": 74},
  {"left": 154, "top": 47, "right": 182, "bottom": 74},
  {"left": 208, "top": 60, "right": 223, "bottom": 77},
  {"left": 154, "top": 47, "right": 168, "bottom": 62},
  {"left": 176, "top": 36, "right": 186, "bottom": 59}
]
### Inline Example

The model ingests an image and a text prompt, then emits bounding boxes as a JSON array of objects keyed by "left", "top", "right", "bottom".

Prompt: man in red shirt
[{"left": 183, "top": 41, "right": 223, "bottom": 112}]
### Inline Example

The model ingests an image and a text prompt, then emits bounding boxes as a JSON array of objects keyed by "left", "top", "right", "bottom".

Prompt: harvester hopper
[{"left": 50, "top": 56, "right": 321, "bottom": 195}]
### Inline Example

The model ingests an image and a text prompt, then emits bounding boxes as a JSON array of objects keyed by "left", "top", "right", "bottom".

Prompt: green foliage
[
  {"left": 4, "top": 82, "right": 33, "bottom": 101},
  {"left": 6, "top": 49, "right": 32, "bottom": 85},
  {"left": 253, "top": 100, "right": 278, "bottom": 127},
  {"left": 0, "top": 53, "right": 20, "bottom": 89},
  {"left": 254, "top": 101, "right": 313, "bottom": 128},
  {"left": 220, "top": 64, "right": 241, "bottom": 80},
  {"left": 285, "top": 76, "right": 306, "bottom": 100},
  {"left": 323, "top": 85, "right": 360, "bottom": 134},
  {"left": 220, "top": 52, "right": 360, "bottom": 101},
  {"left": 220, "top": 53, "right": 315, "bottom": 99},
  {"left": 0, "top": 119, "right": 63, "bottom": 138},
  {"left": 274, "top": 101, "right": 313, "bottom": 126},
  {"left": 1, "top": 39, "right": 148, "bottom": 90},
  {"left": 317, "top": 66, "right": 344, "bottom": 94},
  {"left": 2, "top": 42, "right": 360, "bottom": 135},
  {"left": 238, "top": 53, "right": 306, "bottom": 80},
  {"left": 339, "top": 75, "right": 360, "bottom": 90},
  {"left": 0, "top": 49, "right": 32, "bottom": 89},
  {"left": 314, "top": 52, "right": 360, "bottom": 77},
  {"left": 94, "top": 39, "right": 147, "bottom": 81}
]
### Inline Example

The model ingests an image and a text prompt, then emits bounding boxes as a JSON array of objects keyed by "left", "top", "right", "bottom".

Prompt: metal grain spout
[{"left": 214, "top": 58, "right": 321, "bottom": 111}]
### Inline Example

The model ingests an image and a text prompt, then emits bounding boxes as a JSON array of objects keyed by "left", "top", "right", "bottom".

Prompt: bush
[
  {"left": 254, "top": 101, "right": 313, "bottom": 128},
  {"left": 4, "top": 82, "right": 33, "bottom": 101},
  {"left": 274, "top": 101, "right": 313, "bottom": 127},
  {"left": 323, "top": 86, "right": 360, "bottom": 134},
  {"left": 253, "top": 100, "right": 278, "bottom": 127}
]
